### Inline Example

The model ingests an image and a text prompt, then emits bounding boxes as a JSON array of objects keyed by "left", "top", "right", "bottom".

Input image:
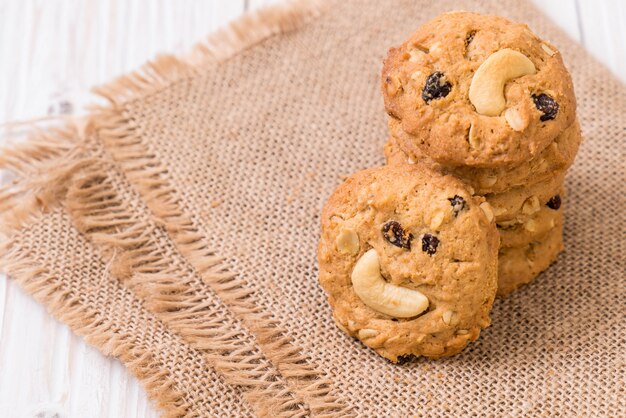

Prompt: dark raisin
[
  {"left": 422, "top": 72, "right": 452, "bottom": 103},
  {"left": 421, "top": 234, "right": 440, "bottom": 255},
  {"left": 448, "top": 195, "right": 467, "bottom": 217},
  {"left": 532, "top": 93, "right": 559, "bottom": 121},
  {"left": 546, "top": 194, "right": 562, "bottom": 210},
  {"left": 395, "top": 354, "right": 417, "bottom": 365},
  {"left": 382, "top": 221, "right": 413, "bottom": 250}
]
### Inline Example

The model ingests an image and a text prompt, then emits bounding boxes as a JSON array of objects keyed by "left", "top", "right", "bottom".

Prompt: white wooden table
[{"left": 0, "top": 1, "right": 624, "bottom": 417}]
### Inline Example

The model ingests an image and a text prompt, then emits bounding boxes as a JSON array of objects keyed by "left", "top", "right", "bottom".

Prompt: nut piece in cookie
[
  {"left": 352, "top": 249, "right": 429, "bottom": 318},
  {"left": 469, "top": 48, "right": 536, "bottom": 116},
  {"left": 318, "top": 165, "right": 499, "bottom": 361},
  {"left": 381, "top": 12, "right": 577, "bottom": 167}
]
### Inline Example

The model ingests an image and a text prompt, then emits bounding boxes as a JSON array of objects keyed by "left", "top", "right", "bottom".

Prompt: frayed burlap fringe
[
  {"left": 0, "top": 125, "right": 92, "bottom": 235},
  {"left": 0, "top": 124, "right": 314, "bottom": 416},
  {"left": 91, "top": 108, "right": 351, "bottom": 417},
  {"left": 0, "top": 125, "right": 79, "bottom": 174},
  {"left": 189, "top": 0, "right": 329, "bottom": 65},
  {"left": 0, "top": 126, "right": 188, "bottom": 417},
  {"left": 0, "top": 247, "right": 188, "bottom": 418},
  {"left": 83, "top": 1, "right": 351, "bottom": 415},
  {"left": 65, "top": 160, "right": 312, "bottom": 417},
  {"left": 1, "top": 2, "right": 351, "bottom": 416}
]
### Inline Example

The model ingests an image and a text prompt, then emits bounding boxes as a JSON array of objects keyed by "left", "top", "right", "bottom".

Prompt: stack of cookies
[
  {"left": 381, "top": 12, "right": 580, "bottom": 297},
  {"left": 317, "top": 12, "right": 580, "bottom": 362}
]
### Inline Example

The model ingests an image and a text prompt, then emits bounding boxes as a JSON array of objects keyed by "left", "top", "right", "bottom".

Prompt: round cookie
[
  {"left": 382, "top": 11, "right": 576, "bottom": 167},
  {"left": 318, "top": 165, "right": 499, "bottom": 361},
  {"left": 386, "top": 119, "right": 580, "bottom": 194},
  {"left": 497, "top": 221, "right": 564, "bottom": 297},
  {"left": 497, "top": 204, "right": 563, "bottom": 248}
]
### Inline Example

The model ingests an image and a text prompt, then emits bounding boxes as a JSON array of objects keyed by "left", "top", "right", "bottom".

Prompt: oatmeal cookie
[
  {"left": 385, "top": 119, "right": 580, "bottom": 194},
  {"left": 497, "top": 221, "right": 564, "bottom": 297},
  {"left": 382, "top": 11, "right": 576, "bottom": 167},
  {"left": 318, "top": 165, "right": 499, "bottom": 361}
]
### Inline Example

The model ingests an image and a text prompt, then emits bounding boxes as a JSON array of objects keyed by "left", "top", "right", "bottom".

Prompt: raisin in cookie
[
  {"left": 498, "top": 221, "right": 564, "bottom": 297},
  {"left": 386, "top": 119, "right": 580, "bottom": 194},
  {"left": 318, "top": 165, "right": 499, "bottom": 361},
  {"left": 382, "top": 12, "right": 576, "bottom": 167}
]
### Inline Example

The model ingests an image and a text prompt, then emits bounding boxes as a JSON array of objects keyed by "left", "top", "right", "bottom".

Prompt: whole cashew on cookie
[
  {"left": 469, "top": 48, "right": 536, "bottom": 116},
  {"left": 351, "top": 249, "right": 429, "bottom": 318}
]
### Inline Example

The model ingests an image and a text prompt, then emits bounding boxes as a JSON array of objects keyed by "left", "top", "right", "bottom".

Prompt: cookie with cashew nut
[
  {"left": 317, "top": 165, "right": 499, "bottom": 361},
  {"left": 382, "top": 11, "right": 576, "bottom": 167},
  {"left": 385, "top": 119, "right": 581, "bottom": 194},
  {"left": 497, "top": 220, "right": 564, "bottom": 297}
]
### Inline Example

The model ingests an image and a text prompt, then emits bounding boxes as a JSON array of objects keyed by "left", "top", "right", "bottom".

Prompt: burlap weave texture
[{"left": 1, "top": 0, "right": 624, "bottom": 416}]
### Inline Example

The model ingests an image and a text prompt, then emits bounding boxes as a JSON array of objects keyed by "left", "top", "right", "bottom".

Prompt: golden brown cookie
[
  {"left": 497, "top": 221, "right": 564, "bottom": 297},
  {"left": 488, "top": 179, "right": 565, "bottom": 223},
  {"left": 382, "top": 12, "right": 576, "bottom": 168},
  {"left": 318, "top": 165, "right": 499, "bottom": 361},
  {"left": 385, "top": 118, "right": 580, "bottom": 194},
  {"left": 497, "top": 204, "right": 563, "bottom": 248}
]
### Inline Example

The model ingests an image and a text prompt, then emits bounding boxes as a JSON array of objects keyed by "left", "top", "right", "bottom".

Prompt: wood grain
[{"left": 0, "top": 1, "right": 624, "bottom": 416}]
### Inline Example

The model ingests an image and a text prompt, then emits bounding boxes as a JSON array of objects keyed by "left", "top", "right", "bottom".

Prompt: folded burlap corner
[{"left": 1, "top": 0, "right": 623, "bottom": 416}]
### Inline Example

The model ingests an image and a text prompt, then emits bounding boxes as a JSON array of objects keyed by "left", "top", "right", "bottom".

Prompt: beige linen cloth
[{"left": 1, "top": 0, "right": 624, "bottom": 416}]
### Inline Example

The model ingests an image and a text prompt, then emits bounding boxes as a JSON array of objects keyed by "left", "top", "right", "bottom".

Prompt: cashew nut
[
  {"left": 541, "top": 43, "right": 556, "bottom": 56},
  {"left": 336, "top": 228, "right": 360, "bottom": 255},
  {"left": 358, "top": 328, "right": 379, "bottom": 340},
  {"left": 469, "top": 49, "right": 536, "bottom": 116},
  {"left": 408, "top": 49, "right": 425, "bottom": 62},
  {"left": 351, "top": 249, "right": 429, "bottom": 318},
  {"left": 524, "top": 219, "right": 537, "bottom": 232},
  {"left": 479, "top": 202, "right": 494, "bottom": 222},
  {"left": 429, "top": 209, "right": 445, "bottom": 230},
  {"left": 442, "top": 310, "right": 455, "bottom": 325},
  {"left": 522, "top": 196, "right": 540, "bottom": 215},
  {"left": 504, "top": 107, "right": 528, "bottom": 132},
  {"left": 468, "top": 123, "right": 480, "bottom": 149},
  {"left": 480, "top": 174, "right": 498, "bottom": 187}
]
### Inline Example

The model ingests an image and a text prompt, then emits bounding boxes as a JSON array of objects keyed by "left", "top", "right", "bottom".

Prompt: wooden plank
[
  {"left": 576, "top": 0, "right": 626, "bottom": 83},
  {"left": 0, "top": 276, "right": 5, "bottom": 339},
  {"left": 530, "top": 0, "right": 582, "bottom": 42},
  {"left": 0, "top": 1, "right": 245, "bottom": 417},
  {"left": 248, "top": 0, "right": 283, "bottom": 10}
]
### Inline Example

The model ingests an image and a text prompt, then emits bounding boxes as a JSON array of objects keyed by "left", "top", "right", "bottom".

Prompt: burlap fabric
[{"left": 1, "top": 0, "right": 624, "bottom": 416}]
